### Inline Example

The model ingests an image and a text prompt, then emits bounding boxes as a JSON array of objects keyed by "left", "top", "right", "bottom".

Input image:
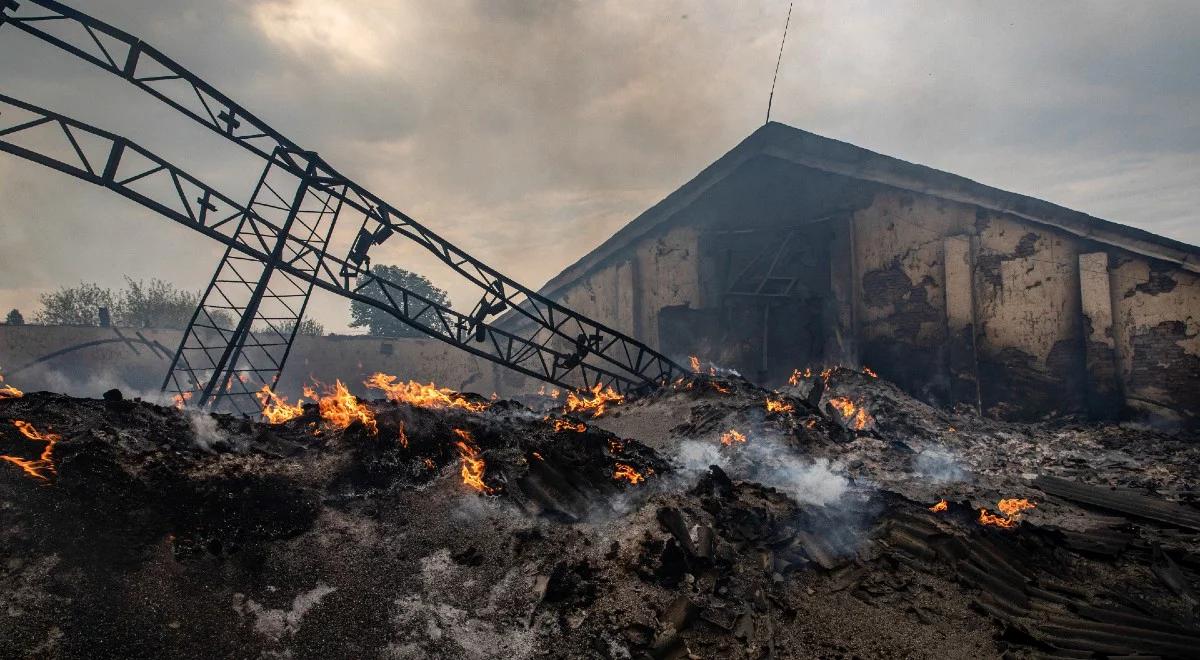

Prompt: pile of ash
[{"left": 1, "top": 369, "right": 1198, "bottom": 658}]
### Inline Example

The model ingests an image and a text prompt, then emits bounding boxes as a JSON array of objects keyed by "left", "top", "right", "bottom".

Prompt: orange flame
[
  {"left": 0, "top": 371, "right": 22, "bottom": 399},
  {"left": 550, "top": 418, "right": 586, "bottom": 433},
  {"left": 613, "top": 462, "right": 644, "bottom": 485},
  {"left": 710, "top": 381, "right": 731, "bottom": 394},
  {"left": 787, "top": 367, "right": 813, "bottom": 386},
  {"left": 720, "top": 429, "right": 747, "bottom": 446},
  {"left": 364, "top": 372, "right": 487, "bottom": 413},
  {"left": 828, "top": 396, "right": 873, "bottom": 430},
  {"left": 564, "top": 383, "right": 625, "bottom": 418},
  {"left": 398, "top": 421, "right": 409, "bottom": 448},
  {"left": 978, "top": 498, "right": 1036, "bottom": 528},
  {"left": 255, "top": 385, "right": 304, "bottom": 424},
  {"left": 765, "top": 397, "right": 794, "bottom": 414},
  {"left": 607, "top": 438, "right": 624, "bottom": 454},
  {"left": 303, "top": 379, "right": 378, "bottom": 435},
  {"left": 2, "top": 420, "right": 59, "bottom": 481},
  {"left": 452, "top": 428, "right": 493, "bottom": 494},
  {"left": 862, "top": 366, "right": 878, "bottom": 378},
  {"left": 929, "top": 499, "right": 948, "bottom": 513},
  {"left": 172, "top": 391, "right": 192, "bottom": 410},
  {"left": 689, "top": 355, "right": 701, "bottom": 373}
]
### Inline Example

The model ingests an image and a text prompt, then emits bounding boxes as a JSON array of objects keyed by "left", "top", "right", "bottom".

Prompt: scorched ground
[{"left": 1, "top": 368, "right": 1199, "bottom": 658}]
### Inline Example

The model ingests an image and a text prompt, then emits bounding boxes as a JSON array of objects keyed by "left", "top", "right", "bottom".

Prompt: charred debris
[{"left": 1, "top": 368, "right": 1199, "bottom": 658}]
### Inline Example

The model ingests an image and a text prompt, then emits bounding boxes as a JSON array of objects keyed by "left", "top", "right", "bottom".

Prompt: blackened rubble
[{"left": 1, "top": 369, "right": 1199, "bottom": 658}]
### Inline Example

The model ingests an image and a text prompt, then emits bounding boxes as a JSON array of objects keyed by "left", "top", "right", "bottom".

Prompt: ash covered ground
[{"left": 1, "top": 368, "right": 1199, "bottom": 658}]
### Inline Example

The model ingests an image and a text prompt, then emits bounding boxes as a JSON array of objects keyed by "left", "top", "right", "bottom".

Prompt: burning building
[{"left": 523, "top": 122, "right": 1200, "bottom": 426}]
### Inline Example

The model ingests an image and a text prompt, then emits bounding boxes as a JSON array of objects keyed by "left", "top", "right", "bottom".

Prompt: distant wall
[{"left": 0, "top": 325, "right": 514, "bottom": 402}]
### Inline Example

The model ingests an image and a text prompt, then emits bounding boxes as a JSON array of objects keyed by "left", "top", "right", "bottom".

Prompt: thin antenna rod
[{"left": 765, "top": 2, "right": 793, "bottom": 124}]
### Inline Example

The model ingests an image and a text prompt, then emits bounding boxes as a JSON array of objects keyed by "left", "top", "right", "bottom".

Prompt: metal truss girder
[{"left": 0, "top": 97, "right": 649, "bottom": 397}]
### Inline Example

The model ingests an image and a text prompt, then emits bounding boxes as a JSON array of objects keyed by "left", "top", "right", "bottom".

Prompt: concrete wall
[{"left": 0, "top": 325, "right": 509, "bottom": 402}]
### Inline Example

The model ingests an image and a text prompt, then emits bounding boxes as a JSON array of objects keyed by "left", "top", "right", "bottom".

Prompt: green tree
[
  {"left": 35, "top": 278, "right": 202, "bottom": 329},
  {"left": 35, "top": 282, "right": 115, "bottom": 325},
  {"left": 114, "top": 277, "right": 200, "bottom": 329},
  {"left": 349, "top": 264, "right": 451, "bottom": 337},
  {"left": 4, "top": 309, "right": 24, "bottom": 325},
  {"left": 276, "top": 318, "right": 325, "bottom": 336}
]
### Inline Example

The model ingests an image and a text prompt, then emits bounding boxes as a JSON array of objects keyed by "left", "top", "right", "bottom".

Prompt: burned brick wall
[
  {"left": 1111, "top": 258, "right": 1200, "bottom": 426},
  {"left": 970, "top": 215, "right": 1087, "bottom": 420},
  {"left": 852, "top": 190, "right": 972, "bottom": 406}
]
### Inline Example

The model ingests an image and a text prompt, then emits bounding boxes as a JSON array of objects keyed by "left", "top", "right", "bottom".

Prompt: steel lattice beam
[{"left": 0, "top": 0, "right": 687, "bottom": 408}]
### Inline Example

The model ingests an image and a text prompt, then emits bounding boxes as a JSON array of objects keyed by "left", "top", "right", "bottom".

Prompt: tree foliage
[
  {"left": 5, "top": 309, "right": 24, "bottom": 325},
  {"left": 349, "top": 265, "right": 451, "bottom": 338},
  {"left": 35, "top": 277, "right": 201, "bottom": 329}
]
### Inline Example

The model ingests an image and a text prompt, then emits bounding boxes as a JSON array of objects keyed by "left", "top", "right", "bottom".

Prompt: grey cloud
[{"left": 0, "top": 0, "right": 1196, "bottom": 332}]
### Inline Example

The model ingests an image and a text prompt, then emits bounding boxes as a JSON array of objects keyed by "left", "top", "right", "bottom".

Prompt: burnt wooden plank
[{"left": 1033, "top": 475, "right": 1200, "bottom": 532}]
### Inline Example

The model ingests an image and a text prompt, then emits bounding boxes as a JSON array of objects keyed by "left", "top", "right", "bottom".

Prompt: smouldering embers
[
  {"left": 2, "top": 420, "right": 59, "bottom": 481},
  {"left": 612, "top": 462, "right": 645, "bottom": 485}
]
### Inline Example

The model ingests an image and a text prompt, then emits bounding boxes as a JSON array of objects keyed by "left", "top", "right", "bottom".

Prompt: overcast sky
[{"left": 1, "top": 0, "right": 1196, "bottom": 333}]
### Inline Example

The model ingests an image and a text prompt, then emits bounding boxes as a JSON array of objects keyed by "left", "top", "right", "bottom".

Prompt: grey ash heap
[{"left": 1, "top": 367, "right": 1199, "bottom": 658}]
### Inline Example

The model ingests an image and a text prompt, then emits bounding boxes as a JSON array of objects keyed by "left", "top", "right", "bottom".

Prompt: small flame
[
  {"left": 452, "top": 428, "right": 493, "bottom": 494},
  {"left": 862, "top": 366, "right": 878, "bottom": 378},
  {"left": 398, "top": 421, "right": 409, "bottom": 448},
  {"left": 929, "top": 499, "right": 948, "bottom": 513},
  {"left": 422, "top": 457, "right": 435, "bottom": 470},
  {"left": 978, "top": 498, "right": 1036, "bottom": 528},
  {"left": 689, "top": 356, "right": 701, "bottom": 373},
  {"left": 550, "top": 389, "right": 561, "bottom": 400},
  {"left": 613, "top": 462, "right": 644, "bottom": 485},
  {"left": 172, "top": 391, "right": 192, "bottom": 410},
  {"left": 364, "top": 373, "right": 487, "bottom": 413},
  {"left": 607, "top": 438, "right": 624, "bottom": 454},
  {"left": 531, "top": 451, "right": 544, "bottom": 461},
  {"left": 710, "top": 381, "right": 731, "bottom": 394},
  {"left": 550, "top": 418, "right": 586, "bottom": 433},
  {"left": 765, "top": 397, "right": 794, "bottom": 414},
  {"left": 564, "top": 382, "right": 625, "bottom": 418},
  {"left": 255, "top": 385, "right": 304, "bottom": 424},
  {"left": 787, "top": 367, "right": 813, "bottom": 386},
  {"left": 2, "top": 420, "right": 59, "bottom": 481},
  {"left": 720, "top": 429, "right": 747, "bottom": 446},
  {"left": 828, "top": 396, "right": 873, "bottom": 430},
  {"left": 0, "top": 371, "right": 23, "bottom": 399},
  {"left": 304, "top": 379, "right": 378, "bottom": 435}
]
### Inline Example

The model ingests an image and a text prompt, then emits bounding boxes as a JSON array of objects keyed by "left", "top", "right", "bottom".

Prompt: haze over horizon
[{"left": 2, "top": 0, "right": 1197, "bottom": 333}]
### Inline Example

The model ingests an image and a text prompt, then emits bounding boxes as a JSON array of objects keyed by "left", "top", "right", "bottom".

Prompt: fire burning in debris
[
  {"left": 550, "top": 418, "right": 586, "bottom": 433},
  {"left": 862, "top": 366, "right": 878, "bottom": 378},
  {"left": 255, "top": 385, "right": 304, "bottom": 424},
  {"left": 364, "top": 373, "right": 487, "bottom": 413},
  {"left": 612, "top": 462, "right": 644, "bottom": 485},
  {"left": 2, "top": 420, "right": 59, "bottom": 481},
  {"left": 765, "top": 397, "right": 794, "bottom": 414},
  {"left": 304, "top": 380, "right": 378, "bottom": 436},
  {"left": 607, "top": 438, "right": 624, "bottom": 454},
  {"left": 978, "top": 498, "right": 1036, "bottom": 528},
  {"left": 452, "top": 428, "right": 493, "bottom": 494},
  {"left": 828, "top": 396, "right": 873, "bottom": 430},
  {"left": 0, "top": 371, "right": 23, "bottom": 399},
  {"left": 929, "top": 499, "right": 949, "bottom": 513},
  {"left": 721, "top": 429, "right": 747, "bottom": 446},
  {"left": 172, "top": 391, "right": 192, "bottom": 410},
  {"left": 787, "top": 367, "right": 813, "bottom": 386},
  {"left": 398, "top": 421, "right": 409, "bottom": 449},
  {"left": 689, "top": 355, "right": 701, "bottom": 373},
  {"left": 564, "top": 383, "right": 625, "bottom": 418}
]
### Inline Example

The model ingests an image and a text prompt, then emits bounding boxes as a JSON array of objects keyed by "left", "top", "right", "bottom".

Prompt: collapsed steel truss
[{"left": 0, "top": 0, "right": 685, "bottom": 413}]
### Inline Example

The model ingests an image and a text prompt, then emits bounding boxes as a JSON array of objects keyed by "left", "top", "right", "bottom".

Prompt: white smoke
[
  {"left": 187, "top": 410, "right": 229, "bottom": 452},
  {"left": 676, "top": 434, "right": 849, "bottom": 507},
  {"left": 912, "top": 447, "right": 967, "bottom": 483}
]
